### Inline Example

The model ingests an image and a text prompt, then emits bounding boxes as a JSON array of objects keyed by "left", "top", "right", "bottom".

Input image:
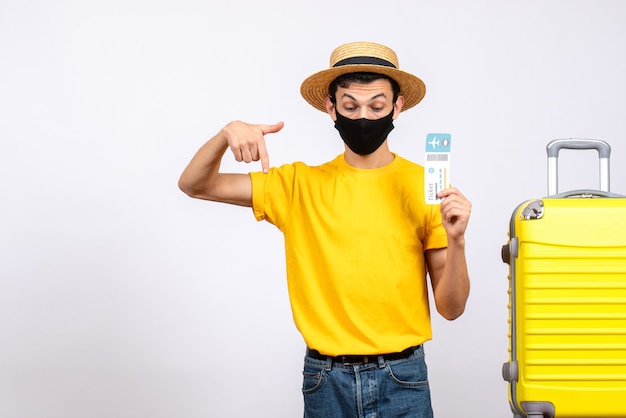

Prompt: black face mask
[{"left": 333, "top": 107, "right": 395, "bottom": 156}]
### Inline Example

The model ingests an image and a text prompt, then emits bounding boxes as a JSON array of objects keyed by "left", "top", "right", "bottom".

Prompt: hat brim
[{"left": 300, "top": 65, "right": 426, "bottom": 113}]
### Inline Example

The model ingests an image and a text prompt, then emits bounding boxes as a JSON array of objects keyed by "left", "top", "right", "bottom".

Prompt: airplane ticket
[{"left": 424, "top": 133, "right": 451, "bottom": 204}]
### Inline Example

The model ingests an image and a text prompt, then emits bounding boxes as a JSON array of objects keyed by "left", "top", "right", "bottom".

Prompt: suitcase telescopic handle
[{"left": 546, "top": 138, "right": 611, "bottom": 196}]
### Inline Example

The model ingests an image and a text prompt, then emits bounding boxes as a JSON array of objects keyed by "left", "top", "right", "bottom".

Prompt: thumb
[{"left": 262, "top": 121, "right": 284, "bottom": 135}]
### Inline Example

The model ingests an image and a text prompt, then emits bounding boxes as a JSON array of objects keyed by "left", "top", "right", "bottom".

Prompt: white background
[{"left": 2, "top": 1, "right": 626, "bottom": 417}]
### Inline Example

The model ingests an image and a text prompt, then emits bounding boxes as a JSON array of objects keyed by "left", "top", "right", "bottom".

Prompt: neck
[{"left": 344, "top": 142, "right": 395, "bottom": 169}]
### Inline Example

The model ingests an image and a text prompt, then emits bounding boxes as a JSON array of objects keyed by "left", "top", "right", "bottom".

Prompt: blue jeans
[{"left": 302, "top": 345, "right": 433, "bottom": 418}]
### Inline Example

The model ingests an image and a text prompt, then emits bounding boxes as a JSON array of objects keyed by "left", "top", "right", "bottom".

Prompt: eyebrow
[{"left": 341, "top": 92, "right": 388, "bottom": 102}]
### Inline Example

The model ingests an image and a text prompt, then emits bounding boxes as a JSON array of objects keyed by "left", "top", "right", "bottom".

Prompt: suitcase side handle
[{"left": 546, "top": 138, "right": 611, "bottom": 195}]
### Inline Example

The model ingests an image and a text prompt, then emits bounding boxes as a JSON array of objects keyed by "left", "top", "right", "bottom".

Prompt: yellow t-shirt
[{"left": 250, "top": 153, "right": 447, "bottom": 356}]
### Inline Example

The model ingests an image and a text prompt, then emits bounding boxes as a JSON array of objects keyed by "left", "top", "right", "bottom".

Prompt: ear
[
  {"left": 393, "top": 95, "right": 405, "bottom": 119},
  {"left": 324, "top": 97, "right": 337, "bottom": 121}
]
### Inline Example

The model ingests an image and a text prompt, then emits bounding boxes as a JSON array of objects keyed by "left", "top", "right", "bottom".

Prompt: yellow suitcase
[{"left": 501, "top": 139, "right": 626, "bottom": 418}]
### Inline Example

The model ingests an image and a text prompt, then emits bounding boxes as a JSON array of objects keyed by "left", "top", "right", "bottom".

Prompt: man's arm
[
  {"left": 425, "top": 187, "right": 471, "bottom": 320},
  {"left": 178, "top": 121, "right": 284, "bottom": 207}
]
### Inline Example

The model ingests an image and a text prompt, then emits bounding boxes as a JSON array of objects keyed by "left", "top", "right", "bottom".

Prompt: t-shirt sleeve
[
  {"left": 249, "top": 171, "right": 266, "bottom": 222},
  {"left": 423, "top": 205, "right": 448, "bottom": 251},
  {"left": 249, "top": 165, "right": 296, "bottom": 229}
]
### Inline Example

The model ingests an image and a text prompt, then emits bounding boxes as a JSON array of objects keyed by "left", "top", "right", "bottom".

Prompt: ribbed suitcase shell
[
  {"left": 502, "top": 139, "right": 626, "bottom": 418},
  {"left": 505, "top": 198, "right": 626, "bottom": 417}
]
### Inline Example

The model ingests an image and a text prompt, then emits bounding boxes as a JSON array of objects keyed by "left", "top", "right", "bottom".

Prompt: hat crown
[{"left": 329, "top": 42, "right": 399, "bottom": 69}]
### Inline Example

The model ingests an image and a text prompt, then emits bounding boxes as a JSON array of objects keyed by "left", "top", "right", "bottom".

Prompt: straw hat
[{"left": 300, "top": 42, "right": 426, "bottom": 113}]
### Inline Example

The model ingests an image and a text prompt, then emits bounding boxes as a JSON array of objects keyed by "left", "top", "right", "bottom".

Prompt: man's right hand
[{"left": 222, "top": 121, "right": 284, "bottom": 173}]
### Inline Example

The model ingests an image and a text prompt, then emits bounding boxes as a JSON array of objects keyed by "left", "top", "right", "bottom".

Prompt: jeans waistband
[{"left": 305, "top": 345, "right": 421, "bottom": 366}]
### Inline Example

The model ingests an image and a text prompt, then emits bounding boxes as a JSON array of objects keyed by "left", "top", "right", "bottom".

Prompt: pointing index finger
[{"left": 259, "top": 121, "right": 284, "bottom": 173}]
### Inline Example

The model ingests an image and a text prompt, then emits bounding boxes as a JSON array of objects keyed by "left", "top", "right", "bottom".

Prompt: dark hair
[{"left": 328, "top": 72, "right": 400, "bottom": 104}]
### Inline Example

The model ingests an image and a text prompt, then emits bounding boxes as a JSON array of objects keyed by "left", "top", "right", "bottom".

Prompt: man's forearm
[
  {"left": 178, "top": 132, "right": 229, "bottom": 199},
  {"left": 434, "top": 238, "right": 470, "bottom": 320}
]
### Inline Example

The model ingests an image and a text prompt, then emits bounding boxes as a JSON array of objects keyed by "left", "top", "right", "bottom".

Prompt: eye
[{"left": 370, "top": 101, "right": 388, "bottom": 113}]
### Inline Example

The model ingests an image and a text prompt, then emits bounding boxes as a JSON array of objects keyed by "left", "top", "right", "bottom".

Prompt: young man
[{"left": 179, "top": 41, "right": 471, "bottom": 418}]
